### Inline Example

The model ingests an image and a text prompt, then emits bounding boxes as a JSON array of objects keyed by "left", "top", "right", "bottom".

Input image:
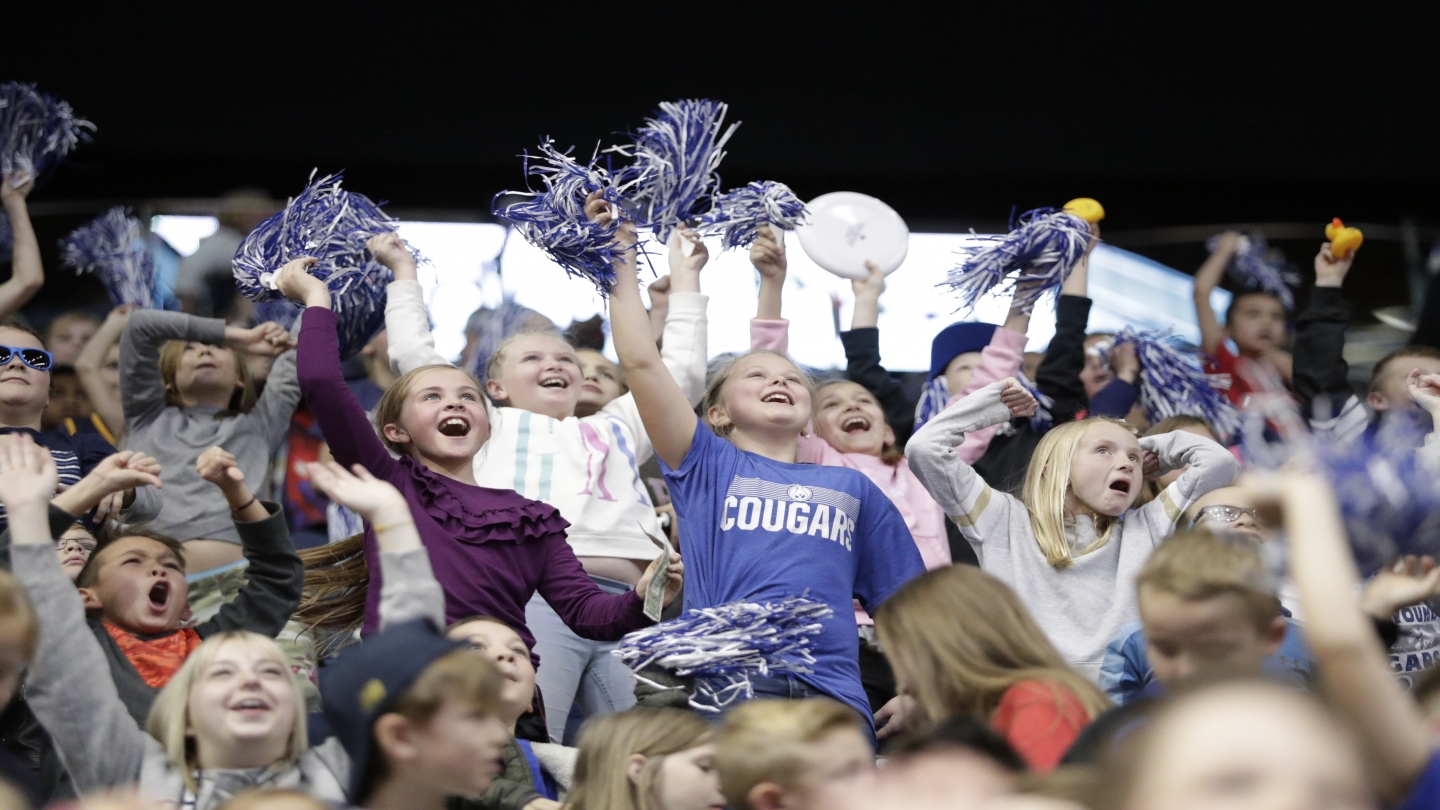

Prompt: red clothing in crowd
[{"left": 990, "top": 679, "right": 1093, "bottom": 772}]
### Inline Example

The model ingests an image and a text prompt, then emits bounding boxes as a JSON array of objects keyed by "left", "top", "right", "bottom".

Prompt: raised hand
[
  {"left": 750, "top": 225, "right": 787, "bottom": 281},
  {"left": 646, "top": 274, "right": 673, "bottom": 309},
  {"left": 635, "top": 550, "right": 685, "bottom": 608},
  {"left": 1109, "top": 342, "right": 1140, "bottom": 383},
  {"left": 196, "top": 446, "right": 246, "bottom": 491},
  {"left": 366, "top": 232, "right": 416, "bottom": 273},
  {"left": 273, "top": 256, "right": 329, "bottom": 308},
  {"left": 1408, "top": 370, "right": 1440, "bottom": 416},
  {"left": 998, "top": 377, "right": 1038, "bottom": 417},
  {"left": 225, "top": 320, "right": 293, "bottom": 356},
  {"left": 583, "top": 191, "right": 637, "bottom": 249},
  {"left": 1314, "top": 243, "right": 1355, "bottom": 289},
  {"left": 1362, "top": 556, "right": 1440, "bottom": 620},
  {"left": 667, "top": 224, "right": 709, "bottom": 276},
  {"left": 852, "top": 261, "right": 886, "bottom": 300},
  {"left": 0, "top": 173, "right": 35, "bottom": 204},
  {"left": 307, "top": 461, "right": 409, "bottom": 524},
  {"left": 0, "top": 433, "right": 58, "bottom": 512}
]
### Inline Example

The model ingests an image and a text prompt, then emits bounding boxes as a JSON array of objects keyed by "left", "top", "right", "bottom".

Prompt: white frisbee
[{"left": 795, "top": 192, "right": 909, "bottom": 279}]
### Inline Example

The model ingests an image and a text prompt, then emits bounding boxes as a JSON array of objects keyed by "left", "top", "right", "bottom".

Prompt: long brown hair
[
  {"left": 565, "top": 708, "right": 712, "bottom": 810},
  {"left": 874, "top": 565, "right": 1110, "bottom": 726},
  {"left": 293, "top": 535, "right": 368, "bottom": 657},
  {"left": 158, "top": 341, "right": 257, "bottom": 416}
]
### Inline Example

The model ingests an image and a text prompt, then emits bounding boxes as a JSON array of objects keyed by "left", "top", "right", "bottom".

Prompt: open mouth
[
  {"left": 761, "top": 391, "right": 794, "bottom": 405},
  {"left": 230, "top": 697, "right": 271, "bottom": 714},
  {"left": 438, "top": 416, "right": 471, "bottom": 437},
  {"left": 148, "top": 580, "right": 171, "bottom": 610},
  {"left": 1108, "top": 479, "right": 1131, "bottom": 495},
  {"left": 539, "top": 375, "right": 569, "bottom": 390},
  {"left": 841, "top": 415, "right": 871, "bottom": 433}
]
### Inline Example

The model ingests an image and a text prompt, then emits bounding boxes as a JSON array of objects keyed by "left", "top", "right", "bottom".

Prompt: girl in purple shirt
[{"left": 277, "top": 258, "right": 681, "bottom": 660}]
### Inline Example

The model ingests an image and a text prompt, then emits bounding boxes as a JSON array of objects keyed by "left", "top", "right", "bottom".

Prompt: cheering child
[{"left": 1193, "top": 231, "right": 1293, "bottom": 408}]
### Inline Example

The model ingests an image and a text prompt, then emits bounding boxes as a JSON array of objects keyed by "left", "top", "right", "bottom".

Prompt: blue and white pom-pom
[
  {"left": 614, "top": 596, "right": 832, "bottom": 712},
  {"left": 1111, "top": 327, "right": 1241, "bottom": 442},
  {"left": 946, "top": 207, "right": 1092, "bottom": 313},
  {"left": 59, "top": 207, "right": 155, "bottom": 307},
  {"left": 232, "top": 171, "right": 413, "bottom": 357},
  {"left": 0, "top": 82, "right": 94, "bottom": 183},
  {"left": 493, "top": 139, "right": 632, "bottom": 296},
  {"left": 1208, "top": 232, "right": 1299, "bottom": 311},
  {"left": 697, "top": 181, "right": 808, "bottom": 249},
  {"left": 1015, "top": 372, "right": 1054, "bottom": 432},
  {"left": 610, "top": 99, "right": 738, "bottom": 243}
]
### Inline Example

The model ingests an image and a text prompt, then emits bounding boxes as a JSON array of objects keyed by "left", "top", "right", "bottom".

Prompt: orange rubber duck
[{"left": 1325, "top": 218, "right": 1364, "bottom": 258}]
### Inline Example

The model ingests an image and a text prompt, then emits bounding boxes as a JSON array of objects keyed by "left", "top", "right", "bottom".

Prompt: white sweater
[
  {"left": 906, "top": 381, "right": 1241, "bottom": 681},
  {"left": 385, "top": 280, "right": 708, "bottom": 560}
]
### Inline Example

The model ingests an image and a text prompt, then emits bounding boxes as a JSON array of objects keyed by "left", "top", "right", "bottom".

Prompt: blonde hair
[
  {"left": 147, "top": 632, "right": 308, "bottom": 790},
  {"left": 1135, "top": 529, "right": 1280, "bottom": 633},
  {"left": 1022, "top": 417, "right": 1134, "bottom": 568},
  {"left": 875, "top": 565, "right": 1109, "bottom": 727},
  {"left": 372, "top": 364, "right": 486, "bottom": 455},
  {"left": 484, "top": 328, "right": 576, "bottom": 387},
  {"left": 701, "top": 350, "right": 815, "bottom": 439},
  {"left": 715, "top": 699, "right": 860, "bottom": 810},
  {"left": 0, "top": 570, "right": 37, "bottom": 662},
  {"left": 565, "top": 707, "right": 712, "bottom": 810},
  {"left": 159, "top": 340, "right": 258, "bottom": 416}
]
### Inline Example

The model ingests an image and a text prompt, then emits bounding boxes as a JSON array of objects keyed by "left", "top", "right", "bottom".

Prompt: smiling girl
[{"left": 907, "top": 385, "right": 1239, "bottom": 681}]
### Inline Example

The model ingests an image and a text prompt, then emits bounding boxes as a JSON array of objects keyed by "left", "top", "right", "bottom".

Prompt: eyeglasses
[
  {"left": 56, "top": 536, "right": 97, "bottom": 554},
  {"left": 1191, "top": 505, "right": 1260, "bottom": 528},
  {"left": 0, "top": 345, "right": 54, "bottom": 372}
]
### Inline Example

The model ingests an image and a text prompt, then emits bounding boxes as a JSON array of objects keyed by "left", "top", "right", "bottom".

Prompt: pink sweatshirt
[{"left": 749, "top": 319, "right": 1022, "bottom": 624}]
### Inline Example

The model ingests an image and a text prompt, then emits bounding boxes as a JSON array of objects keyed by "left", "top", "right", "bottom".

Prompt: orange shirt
[{"left": 990, "top": 679, "right": 1092, "bottom": 772}]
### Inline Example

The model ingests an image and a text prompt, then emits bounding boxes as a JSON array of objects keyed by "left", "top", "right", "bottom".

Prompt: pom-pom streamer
[
  {"left": 610, "top": 99, "right": 738, "bottom": 243},
  {"left": 0, "top": 83, "right": 93, "bottom": 183},
  {"left": 59, "top": 207, "right": 155, "bottom": 307},
  {"left": 698, "top": 181, "right": 808, "bottom": 249},
  {"left": 1208, "top": 232, "right": 1298, "bottom": 311},
  {"left": 1015, "top": 372, "right": 1054, "bottom": 432},
  {"left": 1111, "top": 327, "right": 1241, "bottom": 442},
  {"left": 232, "top": 171, "right": 412, "bottom": 357},
  {"left": 614, "top": 596, "right": 832, "bottom": 712},
  {"left": 946, "top": 208, "right": 1092, "bottom": 313},
  {"left": 492, "top": 139, "right": 632, "bottom": 296}
]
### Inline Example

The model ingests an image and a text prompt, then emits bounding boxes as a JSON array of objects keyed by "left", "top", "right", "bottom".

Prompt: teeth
[{"left": 541, "top": 379, "right": 566, "bottom": 388}]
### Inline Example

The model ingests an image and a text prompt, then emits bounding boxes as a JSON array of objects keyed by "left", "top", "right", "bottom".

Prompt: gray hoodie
[{"left": 906, "top": 381, "right": 1240, "bottom": 681}]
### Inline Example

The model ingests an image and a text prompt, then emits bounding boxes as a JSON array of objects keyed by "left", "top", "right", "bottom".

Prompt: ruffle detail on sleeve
[{"left": 400, "top": 457, "right": 570, "bottom": 544}]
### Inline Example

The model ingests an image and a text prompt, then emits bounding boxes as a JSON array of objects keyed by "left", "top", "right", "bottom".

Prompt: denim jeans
[
  {"left": 525, "top": 575, "right": 638, "bottom": 744},
  {"left": 691, "top": 673, "right": 878, "bottom": 750}
]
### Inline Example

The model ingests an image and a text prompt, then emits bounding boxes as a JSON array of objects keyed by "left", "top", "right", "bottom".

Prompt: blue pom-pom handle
[
  {"left": 697, "top": 181, "right": 808, "bottom": 250},
  {"left": 0, "top": 82, "right": 93, "bottom": 184},
  {"left": 493, "top": 139, "right": 632, "bottom": 296},
  {"left": 1111, "top": 327, "right": 1241, "bottom": 442},
  {"left": 945, "top": 207, "right": 1093, "bottom": 313},
  {"left": 1207, "top": 232, "right": 1299, "bottom": 311},
  {"left": 614, "top": 596, "right": 832, "bottom": 712},
  {"left": 59, "top": 207, "right": 155, "bottom": 308},
  {"left": 232, "top": 171, "right": 411, "bottom": 358},
  {"left": 610, "top": 99, "right": 738, "bottom": 243}
]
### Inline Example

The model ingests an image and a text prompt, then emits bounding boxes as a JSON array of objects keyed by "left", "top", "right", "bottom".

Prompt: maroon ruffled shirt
[{"left": 297, "top": 308, "right": 649, "bottom": 662}]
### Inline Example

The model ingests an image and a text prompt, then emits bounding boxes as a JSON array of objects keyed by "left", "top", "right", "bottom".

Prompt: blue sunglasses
[{"left": 0, "top": 345, "right": 54, "bottom": 371}]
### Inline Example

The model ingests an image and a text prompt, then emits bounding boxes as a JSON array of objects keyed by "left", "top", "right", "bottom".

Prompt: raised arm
[
  {"left": 1294, "top": 243, "right": 1358, "bottom": 418},
  {"left": 276, "top": 258, "right": 402, "bottom": 479},
  {"left": 1269, "top": 472, "right": 1432, "bottom": 804},
  {"left": 0, "top": 175, "right": 44, "bottom": 320},
  {"left": 1135, "top": 431, "right": 1240, "bottom": 526},
  {"left": 843, "top": 263, "right": 915, "bottom": 442},
  {"left": 74, "top": 306, "right": 131, "bottom": 439},
  {"left": 600, "top": 199, "right": 697, "bottom": 470},
  {"left": 375, "top": 234, "right": 450, "bottom": 374},
  {"left": 0, "top": 436, "right": 152, "bottom": 792},
  {"left": 1193, "top": 231, "right": 1238, "bottom": 357},
  {"left": 752, "top": 226, "right": 787, "bottom": 321}
]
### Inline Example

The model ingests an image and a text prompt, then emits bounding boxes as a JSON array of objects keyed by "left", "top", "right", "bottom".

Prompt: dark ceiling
[{"left": 6, "top": 3, "right": 1440, "bottom": 315}]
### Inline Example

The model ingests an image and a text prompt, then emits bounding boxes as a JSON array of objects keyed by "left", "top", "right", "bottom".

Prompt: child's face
[
  {"left": 1155, "top": 425, "right": 1220, "bottom": 489},
  {"left": 1080, "top": 335, "right": 1115, "bottom": 400},
  {"left": 1371, "top": 354, "right": 1440, "bottom": 413},
  {"left": 1126, "top": 687, "right": 1372, "bottom": 810},
  {"left": 0, "top": 620, "right": 29, "bottom": 709},
  {"left": 446, "top": 620, "right": 534, "bottom": 727},
  {"left": 486, "top": 333, "right": 581, "bottom": 419},
  {"left": 1227, "top": 293, "right": 1286, "bottom": 356},
  {"left": 101, "top": 345, "right": 121, "bottom": 392},
  {"left": 405, "top": 697, "right": 509, "bottom": 797},
  {"left": 1188, "top": 487, "right": 1269, "bottom": 541},
  {"left": 1139, "top": 587, "right": 1283, "bottom": 689},
  {"left": 43, "top": 373, "right": 92, "bottom": 426},
  {"left": 785, "top": 726, "right": 874, "bottom": 810},
  {"left": 57, "top": 526, "right": 98, "bottom": 582},
  {"left": 388, "top": 368, "right": 492, "bottom": 465},
  {"left": 187, "top": 639, "right": 298, "bottom": 753},
  {"left": 0, "top": 327, "right": 51, "bottom": 415},
  {"left": 174, "top": 342, "right": 241, "bottom": 402},
  {"left": 712, "top": 354, "right": 812, "bottom": 439},
  {"left": 1066, "top": 422, "right": 1143, "bottom": 518},
  {"left": 813, "top": 381, "right": 892, "bottom": 458},
  {"left": 79, "top": 537, "right": 189, "bottom": 634},
  {"left": 576, "top": 349, "right": 624, "bottom": 417},
  {"left": 942, "top": 351, "right": 983, "bottom": 398},
  {"left": 654, "top": 743, "right": 724, "bottom": 810},
  {"left": 47, "top": 319, "right": 97, "bottom": 366}
]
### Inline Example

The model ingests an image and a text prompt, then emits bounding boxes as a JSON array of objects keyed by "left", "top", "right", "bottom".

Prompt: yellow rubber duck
[
  {"left": 1063, "top": 197, "right": 1105, "bottom": 224},
  {"left": 1325, "top": 218, "right": 1364, "bottom": 258}
]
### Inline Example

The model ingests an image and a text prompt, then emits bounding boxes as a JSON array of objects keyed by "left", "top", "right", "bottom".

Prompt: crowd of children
[{"left": 1, "top": 139, "right": 1440, "bottom": 810}]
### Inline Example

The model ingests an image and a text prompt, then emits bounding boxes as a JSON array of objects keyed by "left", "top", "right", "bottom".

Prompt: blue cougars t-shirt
[{"left": 662, "top": 423, "right": 926, "bottom": 726}]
